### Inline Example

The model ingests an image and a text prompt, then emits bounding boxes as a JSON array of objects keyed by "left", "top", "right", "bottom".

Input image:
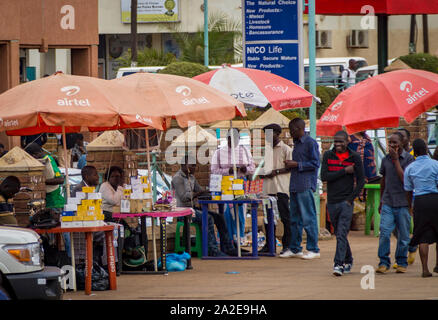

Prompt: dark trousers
[
  {"left": 327, "top": 201, "right": 354, "bottom": 267},
  {"left": 208, "top": 210, "right": 234, "bottom": 252},
  {"left": 264, "top": 193, "right": 290, "bottom": 249}
]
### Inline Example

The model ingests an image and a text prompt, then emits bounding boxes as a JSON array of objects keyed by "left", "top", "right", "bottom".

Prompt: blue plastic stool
[{"left": 175, "top": 221, "right": 202, "bottom": 258}]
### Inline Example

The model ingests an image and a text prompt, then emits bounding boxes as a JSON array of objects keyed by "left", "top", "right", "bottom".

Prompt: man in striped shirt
[{"left": 211, "top": 128, "right": 255, "bottom": 246}]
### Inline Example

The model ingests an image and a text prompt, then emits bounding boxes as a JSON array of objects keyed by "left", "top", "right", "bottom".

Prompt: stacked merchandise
[
  {"left": 114, "top": 176, "right": 153, "bottom": 214},
  {"left": 0, "top": 147, "right": 46, "bottom": 227},
  {"left": 61, "top": 186, "right": 105, "bottom": 228},
  {"left": 210, "top": 175, "right": 245, "bottom": 200}
]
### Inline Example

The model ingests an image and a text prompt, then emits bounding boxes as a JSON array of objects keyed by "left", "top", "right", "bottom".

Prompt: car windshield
[{"left": 304, "top": 65, "right": 343, "bottom": 84}]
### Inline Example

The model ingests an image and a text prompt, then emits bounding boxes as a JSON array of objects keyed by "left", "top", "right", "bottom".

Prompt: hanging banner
[{"left": 121, "top": 0, "right": 180, "bottom": 23}]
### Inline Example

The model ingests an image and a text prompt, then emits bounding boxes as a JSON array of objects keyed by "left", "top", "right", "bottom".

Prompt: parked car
[{"left": 0, "top": 226, "right": 64, "bottom": 300}]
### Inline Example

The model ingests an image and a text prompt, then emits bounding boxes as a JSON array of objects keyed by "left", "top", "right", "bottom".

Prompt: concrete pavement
[{"left": 65, "top": 231, "right": 438, "bottom": 300}]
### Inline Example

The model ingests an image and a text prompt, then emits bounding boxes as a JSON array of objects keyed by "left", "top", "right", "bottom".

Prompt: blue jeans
[
  {"left": 327, "top": 201, "right": 353, "bottom": 266},
  {"left": 193, "top": 209, "right": 219, "bottom": 253},
  {"left": 224, "top": 204, "right": 245, "bottom": 240},
  {"left": 289, "top": 190, "right": 320, "bottom": 253},
  {"left": 378, "top": 205, "right": 411, "bottom": 268}
]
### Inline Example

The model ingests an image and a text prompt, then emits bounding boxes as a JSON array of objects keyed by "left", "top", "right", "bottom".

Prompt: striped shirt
[{"left": 211, "top": 145, "right": 255, "bottom": 177}]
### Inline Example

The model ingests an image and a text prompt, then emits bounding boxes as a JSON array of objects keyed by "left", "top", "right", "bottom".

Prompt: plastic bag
[
  {"left": 157, "top": 252, "right": 191, "bottom": 272},
  {"left": 75, "top": 262, "right": 109, "bottom": 291}
]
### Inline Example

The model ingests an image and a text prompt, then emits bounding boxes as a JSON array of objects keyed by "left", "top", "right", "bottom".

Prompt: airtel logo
[
  {"left": 330, "top": 101, "right": 343, "bottom": 112},
  {"left": 175, "top": 85, "right": 191, "bottom": 96},
  {"left": 400, "top": 81, "right": 413, "bottom": 93},
  {"left": 61, "top": 86, "right": 80, "bottom": 96},
  {"left": 58, "top": 85, "right": 91, "bottom": 107},
  {"left": 175, "top": 85, "right": 210, "bottom": 106}
]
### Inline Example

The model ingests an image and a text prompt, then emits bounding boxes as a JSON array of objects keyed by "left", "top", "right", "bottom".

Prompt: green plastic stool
[
  {"left": 175, "top": 221, "right": 202, "bottom": 258},
  {"left": 364, "top": 184, "right": 381, "bottom": 237}
]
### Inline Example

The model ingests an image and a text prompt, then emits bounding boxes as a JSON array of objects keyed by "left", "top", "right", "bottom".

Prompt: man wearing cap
[
  {"left": 259, "top": 123, "right": 292, "bottom": 254},
  {"left": 211, "top": 128, "right": 255, "bottom": 246}
]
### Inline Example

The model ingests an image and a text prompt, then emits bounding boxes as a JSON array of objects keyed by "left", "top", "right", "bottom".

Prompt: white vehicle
[
  {"left": 0, "top": 226, "right": 64, "bottom": 300},
  {"left": 304, "top": 57, "right": 368, "bottom": 88},
  {"left": 116, "top": 63, "right": 244, "bottom": 78}
]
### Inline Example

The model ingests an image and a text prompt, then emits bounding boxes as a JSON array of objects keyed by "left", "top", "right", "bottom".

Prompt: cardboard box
[
  {"left": 61, "top": 221, "right": 74, "bottom": 228},
  {"left": 76, "top": 192, "right": 86, "bottom": 200},
  {"left": 82, "top": 220, "right": 105, "bottom": 227},
  {"left": 221, "top": 194, "right": 234, "bottom": 200},
  {"left": 64, "top": 204, "right": 78, "bottom": 212},
  {"left": 121, "top": 200, "right": 130, "bottom": 213},
  {"left": 87, "top": 192, "right": 102, "bottom": 200},
  {"left": 67, "top": 198, "right": 82, "bottom": 205},
  {"left": 61, "top": 216, "right": 73, "bottom": 222},
  {"left": 71, "top": 221, "right": 84, "bottom": 228},
  {"left": 82, "top": 186, "right": 96, "bottom": 193}
]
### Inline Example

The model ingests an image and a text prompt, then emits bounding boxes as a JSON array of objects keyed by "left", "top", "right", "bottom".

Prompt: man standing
[
  {"left": 259, "top": 124, "right": 292, "bottom": 254},
  {"left": 21, "top": 133, "right": 48, "bottom": 149},
  {"left": 394, "top": 127, "right": 417, "bottom": 267},
  {"left": 321, "top": 131, "right": 365, "bottom": 275},
  {"left": 211, "top": 128, "right": 255, "bottom": 246},
  {"left": 348, "top": 131, "right": 378, "bottom": 183},
  {"left": 173, "top": 155, "right": 232, "bottom": 257},
  {"left": 282, "top": 118, "right": 321, "bottom": 260},
  {"left": 376, "top": 132, "right": 414, "bottom": 274},
  {"left": 341, "top": 59, "right": 357, "bottom": 89},
  {"left": 0, "top": 176, "right": 21, "bottom": 226}
]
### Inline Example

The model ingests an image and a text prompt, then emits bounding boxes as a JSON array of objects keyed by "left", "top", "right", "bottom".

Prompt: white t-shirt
[{"left": 341, "top": 68, "right": 356, "bottom": 88}]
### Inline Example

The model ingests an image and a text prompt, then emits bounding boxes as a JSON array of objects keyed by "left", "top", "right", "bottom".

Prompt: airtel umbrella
[
  {"left": 316, "top": 69, "right": 438, "bottom": 136},
  {"left": 192, "top": 65, "right": 314, "bottom": 110},
  {"left": 0, "top": 72, "right": 245, "bottom": 194}
]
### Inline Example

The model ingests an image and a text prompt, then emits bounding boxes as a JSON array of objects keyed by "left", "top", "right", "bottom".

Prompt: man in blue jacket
[{"left": 282, "top": 118, "right": 321, "bottom": 260}]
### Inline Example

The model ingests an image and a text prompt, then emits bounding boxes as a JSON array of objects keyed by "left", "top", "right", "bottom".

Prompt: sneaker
[
  {"left": 408, "top": 251, "right": 416, "bottom": 265},
  {"left": 393, "top": 263, "right": 398, "bottom": 269},
  {"left": 301, "top": 251, "right": 321, "bottom": 260},
  {"left": 376, "top": 265, "right": 389, "bottom": 274},
  {"left": 396, "top": 266, "right": 407, "bottom": 273},
  {"left": 333, "top": 265, "right": 344, "bottom": 276},
  {"left": 279, "top": 249, "right": 303, "bottom": 258},
  {"left": 343, "top": 263, "right": 353, "bottom": 274}
]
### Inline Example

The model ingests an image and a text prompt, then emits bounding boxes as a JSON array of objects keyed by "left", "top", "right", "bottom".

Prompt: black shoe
[{"left": 211, "top": 250, "right": 228, "bottom": 257}]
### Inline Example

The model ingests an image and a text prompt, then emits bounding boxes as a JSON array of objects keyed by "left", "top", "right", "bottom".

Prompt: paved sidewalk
[{"left": 65, "top": 231, "right": 438, "bottom": 300}]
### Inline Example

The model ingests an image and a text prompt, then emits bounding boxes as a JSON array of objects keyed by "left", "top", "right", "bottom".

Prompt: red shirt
[{"left": 336, "top": 151, "right": 350, "bottom": 163}]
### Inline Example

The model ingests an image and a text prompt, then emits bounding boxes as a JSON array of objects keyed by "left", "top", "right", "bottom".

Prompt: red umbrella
[
  {"left": 317, "top": 69, "right": 438, "bottom": 136},
  {"left": 193, "top": 65, "right": 314, "bottom": 110}
]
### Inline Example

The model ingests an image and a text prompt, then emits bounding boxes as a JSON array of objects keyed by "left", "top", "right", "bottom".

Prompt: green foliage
[
  {"left": 399, "top": 53, "right": 438, "bottom": 74},
  {"left": 158, "top": 61, "right": 210, "bottom": 78},
  {"left": 164, "top": 11, "right": 242, "bottom": 65},
  {"left": 280, "top": 109, "right": 307, "bottom": 120},
  {"left": 316, "top": 86, "right": 341, "bottom": 118},
  {"left": 116, "top": 48, "right": 177, "bottom": 68},
  {"left": 244, "top": 108, "right": 265, "bottom": 121}
]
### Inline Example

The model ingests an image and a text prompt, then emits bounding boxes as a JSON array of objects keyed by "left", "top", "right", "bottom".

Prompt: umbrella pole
[
  {"left": 62, "top": 125, "right": 70, "bottom": 199},
  {"left": 146, "top": 129, "right": 158, "bottom": 271},
  {"left": 229, "top": 120, "right": 241, "bottom": 257}
]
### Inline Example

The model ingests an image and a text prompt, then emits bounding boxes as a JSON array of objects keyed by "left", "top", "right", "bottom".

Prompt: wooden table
[
  {"left": 113, "top": 207, "right": 194, "bottom": 274},
  {"left": 34, "top": 225, "right": 117, "bottom": 295}
]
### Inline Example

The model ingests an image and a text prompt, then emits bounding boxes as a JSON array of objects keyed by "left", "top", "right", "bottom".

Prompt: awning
[{"left": 312, "top": 0, "right": 438, "bottom": 15}]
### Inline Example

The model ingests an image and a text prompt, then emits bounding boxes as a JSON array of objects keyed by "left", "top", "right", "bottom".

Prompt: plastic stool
[
  {"left": 175, "top": 221, "right": 202, "bottom": 258},
  {"left": 364, "top": 184, "right": 380, "bottom": 237}
]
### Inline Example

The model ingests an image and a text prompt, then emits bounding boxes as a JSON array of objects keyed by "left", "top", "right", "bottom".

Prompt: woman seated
[{"left": 100, "top": 166, "right": 124, "bottom": 222}]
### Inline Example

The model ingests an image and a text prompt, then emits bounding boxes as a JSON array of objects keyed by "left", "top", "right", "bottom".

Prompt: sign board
[
  {"left": 242, "top": 0, "right": 303, "bottom": 86},
  {"left": 121, "top": 0, "right": 180, "bottom": 23}
]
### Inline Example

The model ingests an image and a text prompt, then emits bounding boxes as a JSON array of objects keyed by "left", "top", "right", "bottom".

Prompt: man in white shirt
[
  {"left": 259, "top": 124, "right": 292, "bottom": 255},
  {"left": 341, "top": 59, "right": 357, "bottom": 90}
]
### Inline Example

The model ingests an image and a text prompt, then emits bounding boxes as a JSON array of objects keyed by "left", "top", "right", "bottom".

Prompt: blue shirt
[
  {"left": 404, "top": 155, "right": 438, "bottom": 196},
  {"left": 289, "top": 134, "right": 320, "bottom": 193}
]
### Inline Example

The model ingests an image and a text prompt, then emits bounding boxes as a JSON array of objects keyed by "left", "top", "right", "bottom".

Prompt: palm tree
[{"left": 164, "top": 11, "right": 242, "bottom": 65}]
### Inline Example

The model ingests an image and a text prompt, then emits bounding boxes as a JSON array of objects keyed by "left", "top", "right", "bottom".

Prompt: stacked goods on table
[
  {"left": 61, "top": 186, "right": 105, "bottom": 228},
  {"left": 113, "top": 176, "right": 153, "bottom": 214},
  {"left": 0, "top": 147, "right": 46, "bottom": 227},
  {"left": 209, "top": 175, "right": 246, "bottom": 200},
  {"left": 85, "top": 130, "right": 138, "bottom": 183}
]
